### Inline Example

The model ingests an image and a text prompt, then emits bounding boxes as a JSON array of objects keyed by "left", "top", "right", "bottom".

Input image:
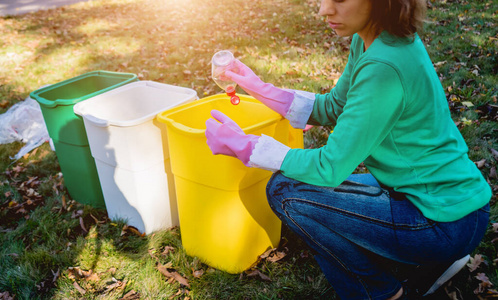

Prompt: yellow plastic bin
[{"left": 157, "top": 94, "right": 301, "bottom": 273}]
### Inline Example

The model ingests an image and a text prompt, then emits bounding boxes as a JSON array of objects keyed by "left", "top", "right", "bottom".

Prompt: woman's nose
[{"left": 319, "top": 0, "right": 335, "bottom": 16}]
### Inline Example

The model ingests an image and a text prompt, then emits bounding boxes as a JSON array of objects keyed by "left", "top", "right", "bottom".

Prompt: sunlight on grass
[{"left": 75, "top": 18, "right": 119, "bottom": 35}]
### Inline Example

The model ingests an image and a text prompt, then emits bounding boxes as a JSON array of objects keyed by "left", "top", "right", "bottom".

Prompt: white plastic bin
[{"left": 74, "top": 81, "right": 197, "bottom": 234}]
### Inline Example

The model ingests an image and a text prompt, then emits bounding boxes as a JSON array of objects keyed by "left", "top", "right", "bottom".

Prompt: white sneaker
[{"left": 423, "top": 254, "right": 470, "bottom": 296}]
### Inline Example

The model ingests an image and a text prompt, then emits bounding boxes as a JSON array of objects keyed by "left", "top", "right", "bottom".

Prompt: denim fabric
[{"left": 266, "top": 172, "right": 490, "bottom": 300}]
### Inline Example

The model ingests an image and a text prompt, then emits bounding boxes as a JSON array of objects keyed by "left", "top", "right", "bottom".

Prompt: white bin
[{"left": 74, "top": 81, "right": 197, "bottom": 234}]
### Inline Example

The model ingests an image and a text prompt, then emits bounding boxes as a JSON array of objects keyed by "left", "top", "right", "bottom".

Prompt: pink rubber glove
[
  {"left": 224, "top": 59, "right": 294, "bottom": 116},
  {"left": 205, "top": 110, "right": 260, "bottom": 167}
]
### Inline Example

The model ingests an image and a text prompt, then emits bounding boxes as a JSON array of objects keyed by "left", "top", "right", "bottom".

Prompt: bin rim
[
  {"left": 73, "top": 81, "right": 198, "bottom": 128},
  {"left": 30, "top": 70, "right": 138, "bottom": 108},
  {"left": 156, "top": 93, "right": 283, "bottom": 136}
]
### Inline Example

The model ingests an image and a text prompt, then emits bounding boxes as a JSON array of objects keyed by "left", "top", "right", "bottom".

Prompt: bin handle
[{"left": 82, "top": 114, "right": 109, "bottom": 127}]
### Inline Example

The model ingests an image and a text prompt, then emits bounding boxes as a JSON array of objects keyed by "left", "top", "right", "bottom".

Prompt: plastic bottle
[{"left": 211, "top": 50, "right": 240, "bottom": 105}]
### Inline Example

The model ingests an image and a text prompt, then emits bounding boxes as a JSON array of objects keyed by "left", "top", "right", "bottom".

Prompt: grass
[{"left": 0, "top": 0, "right": 496, "bottom": 299}]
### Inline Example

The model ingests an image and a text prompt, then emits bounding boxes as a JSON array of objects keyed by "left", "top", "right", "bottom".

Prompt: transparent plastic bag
[{"left": 0, "top": 95, "right": 51, "bottom": 160}]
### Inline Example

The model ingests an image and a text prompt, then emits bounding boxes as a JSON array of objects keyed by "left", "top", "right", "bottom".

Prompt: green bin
[{"left": 30, "top": 71, "right": 138, "bottom": 208}]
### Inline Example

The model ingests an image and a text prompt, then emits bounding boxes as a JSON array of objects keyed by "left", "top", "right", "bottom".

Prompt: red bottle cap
[{"left": 225, "top": 86, "right": 240, "bottom": 105}]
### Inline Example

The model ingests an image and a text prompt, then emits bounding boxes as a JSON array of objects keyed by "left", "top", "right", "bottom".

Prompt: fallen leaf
[
  {"left": 157, "top": 263, "right": 190, "bottom": 287},
  {"left": 434, "top": 61, "right": 447, "bottom": 67},
  {"left": 0, "top": 100, "right": 9, "bottom": 108},
  {"left": 105, "top": 278, "right": 126, "bottom": 292},
  {"left": 71, "top": 210, "right": 83, "bottom": 219},
  {"left": 0, "top": 291, "right": 15, "bottom": 300},
  {"left": 490, "top": 167, "right": 497, "bottom": 179},
  {"left": 475, "top": 159, "right": 486, "bottom": 169},
  {"left": 67, "top": 267, "right": 99, "bottom": 281},
  {"left": 79, "top": 217, "right": 88, "bottom": 233},
  {"left": 467, "top": 254, "right": 485, "bottom": 272},
  {"left": 89, "top": 213, "right": 105, "bottom": 224},
  {"left": 192, "top": 268, "right": 204, "bottom": 278},
  {"left": 491, "top": 148, "right": 498, "bottom": 160},
  {"left": 119, "top": 290, "right": 140, "bottom": 300},
  {"left": 474, "top": 272, "right": 493, "bottom": 294},
  {"left": 259, "top": 248, "right": 274, "bottom": 260},
  {"left": 259, "top": 247, "right": 287, "bottom": 263},
  {"left": 267, "top": 251, "right": 287, "bottom": 263},
  {"left": 444, "top": 281, "right": 464, "bottom": 300},
  {"left": 162, "top": 246, "right": 175, "bottom": 256},
  {"left": 73, "top": 281, "right": 86, "bottom": 295},
  {"left": 121, "top": 225, "right": 145, "bottom": 237},
  {"left": 245, "top": 269, "right": 271, "bottom": 281},
  {"left": 51, "top": 269, "right": 60, "bottom": 282}
]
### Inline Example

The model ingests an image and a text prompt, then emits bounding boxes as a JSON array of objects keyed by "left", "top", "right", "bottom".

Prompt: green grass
[{"left": 0, "top": 0, "right": 496, "bottom": 299}]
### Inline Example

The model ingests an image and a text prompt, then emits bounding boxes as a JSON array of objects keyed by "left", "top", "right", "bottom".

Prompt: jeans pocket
[{"left": 334, "top": 180, "right": 384, "bottom": 197}]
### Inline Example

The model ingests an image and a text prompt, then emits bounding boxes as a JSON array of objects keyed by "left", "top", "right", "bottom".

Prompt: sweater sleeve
[{"left": 280, "top": 61, "right": 405, "bottom": 187}]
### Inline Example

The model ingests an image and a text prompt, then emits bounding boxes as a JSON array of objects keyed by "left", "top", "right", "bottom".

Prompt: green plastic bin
[{"left": 30, "top": 71, "right": 138, "bottom": 208}]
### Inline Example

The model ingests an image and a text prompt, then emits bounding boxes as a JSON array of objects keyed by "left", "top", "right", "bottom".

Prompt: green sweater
[{"left": 281, "top": 32, "right": 491, "bottom": 222}]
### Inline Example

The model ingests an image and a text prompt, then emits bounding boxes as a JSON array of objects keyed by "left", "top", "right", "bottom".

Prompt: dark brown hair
[{"left": 370, "top": 0, "right": 427, "bottom": 38}]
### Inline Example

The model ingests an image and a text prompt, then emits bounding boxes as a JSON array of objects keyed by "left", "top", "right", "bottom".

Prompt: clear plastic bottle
[{"left": 211, "top": 50, "right": 240, "bottom": 105}]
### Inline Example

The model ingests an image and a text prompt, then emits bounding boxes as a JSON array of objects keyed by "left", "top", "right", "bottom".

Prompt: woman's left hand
[{"left": 205, "top": 110, "right": 260, "bottom": 166}]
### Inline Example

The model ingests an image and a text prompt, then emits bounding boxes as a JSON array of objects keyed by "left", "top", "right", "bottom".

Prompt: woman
[{"left": 205, "top": 0, "right": 491, "bottom": 298}]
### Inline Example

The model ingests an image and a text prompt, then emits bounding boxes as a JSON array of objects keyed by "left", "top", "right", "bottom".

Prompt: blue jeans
[{"left": 266, "top": 172, "right": 489, "bottom": 300}]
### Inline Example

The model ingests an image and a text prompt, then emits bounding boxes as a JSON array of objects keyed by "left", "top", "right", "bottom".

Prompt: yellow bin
[{"left": 157, "top": 94, "right": 303, "bottom": 273}]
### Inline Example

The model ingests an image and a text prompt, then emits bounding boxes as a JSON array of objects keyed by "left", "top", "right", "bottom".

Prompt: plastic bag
[{"left": 0, "top": 96, "right": 51, "bottom": 160}]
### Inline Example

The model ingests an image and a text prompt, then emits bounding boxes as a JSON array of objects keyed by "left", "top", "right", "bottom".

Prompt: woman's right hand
[{"left": 224, "top": 59, "right": 295, "bottom": 117}]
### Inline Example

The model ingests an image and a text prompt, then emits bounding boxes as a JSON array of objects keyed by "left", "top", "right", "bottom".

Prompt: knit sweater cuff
[
  {"left": 249, "top": 134, "right": 290, "bottom": 172},
  {"left": 285, "top": 90, "right": 316, "bottom": 129}
]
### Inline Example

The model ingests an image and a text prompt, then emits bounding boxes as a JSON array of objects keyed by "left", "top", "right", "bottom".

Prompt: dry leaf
[
  {"left": 67, "top": 267, "right": 99, "bottom": 281},
  {"left": 245, "top": 269, "right": 271, "bottom": 282},
  {"left": 79, "top": 217, "right": 88, "bottom": 233},
  {"left": 73, "top": 281, "right": 86, "bottom": 295},
  {"left": 475, "top": 273, "right": 493, "bottom": 294},
  {"left": 490, "top": 167, "right": 497, "bottom": 179},
  {"left": 121, "top": 225, "right": 145, "bottom": 237},
  {"left": 0, "top": 100, "right": 9, "bottom": 109},
  {"left": 52, "top": 269, "right": 60, "bottom": 282},
  {"left": 443, "top": 281, "right": 464, "bottom": 300},
  {"left": 259, "top": 247, "right": 287, "bottom": 263},
  {"left": 162, "top": 246, "right": 175, "bottom": 256},
  {"left": 71, "top": 210, "right": 83, "bottom": 219},
  {"left": 259, "top": 248, "right": 274, "bottom": 260},
  {"left": 491, "top": 148, "right": 498, "bottom": 160},
  {"left": 468, "top": 254, "right": 485, "bottom": 272},
  {"left": 267, "top": 251, "right": 287, "bottom": 263},
  {"left": 157, "top": 263, "right": 190, "bottom": 287},
  {"left": 90, "top": 213, "right": 105, "bottom": 224},
  {"left": 148, "top": 248, "right": 159, "bottom": 261},
  {"left": 192, "top": 268, "right": 204, "bottom": 278},
  {"left": 119, "top": 290, "right": 140, "bottom": 300},
  {"left": 476, "top": 159, "right": 486, "bottom": 169},
  {"left": 105, "top": 278, "right": 126, "bottom": 292},
  {"left": 0, "top": 291, "right": 15, "bottom": 300}
]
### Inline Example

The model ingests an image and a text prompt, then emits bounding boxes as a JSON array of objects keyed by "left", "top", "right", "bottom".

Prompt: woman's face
[{"left": 319, "top": 0, "right": 373, "bottom": 39}]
